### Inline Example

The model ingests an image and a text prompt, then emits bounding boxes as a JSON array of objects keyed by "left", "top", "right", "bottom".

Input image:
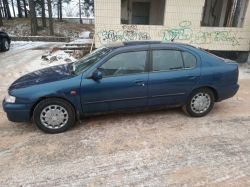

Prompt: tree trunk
[
  {"left": 0, "top": 7, "right": 3, "bottom": 26},
  {"left": 17, "top": 0, "right": 22, "bottom": 17},
  {"left": 41, "top": 0, "right": 46, "bottom": 27},
  {"left": 28, "top": 0, "right": 37, "bottom": 35},
  {"left": 2, "top": 0, "right": 8, "bottom": 17},
  {"left": 11, "top": 0, "right": 15, "bottom": 17},
  {"left": 79, "top": 0, "right": 82, "bottom": 24},
  {"left": 23, "top": 0, "right": 27, "bottom": 17},
  {"left": 3, "top": 0, "right": 12, "bottom": 19},
  {"left": 47, "top": 0, "right": 54, "bottom": 36},
  {"left": 59, "top": 0, "right": 62, "bottom": 21},
  {"left": 57, "top": 1, "right": 59, "bottom": 20}
]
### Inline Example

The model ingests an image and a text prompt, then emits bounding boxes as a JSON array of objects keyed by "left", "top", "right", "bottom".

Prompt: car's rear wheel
[
  {"left": 33, "top": 98, "right": 75, "bottom": 133},
  {"left": 1, "top": 38, "right": 10, "bottom": 51},
  {"left": 182, "top": 88, "right": 214, "bottom": 117}
]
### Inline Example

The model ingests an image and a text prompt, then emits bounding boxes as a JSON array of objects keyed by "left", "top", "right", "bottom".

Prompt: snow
[
  {"left": 238, "top": 62, "right": 250, "bottom": 79},
  {"left": 4, "top": 41, "right": 77, "bottom": 76}
]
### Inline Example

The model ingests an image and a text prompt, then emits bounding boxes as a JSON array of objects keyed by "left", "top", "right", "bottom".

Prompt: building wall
[{"left": 95, "top": 0, "right": 250, "bottom": 51}]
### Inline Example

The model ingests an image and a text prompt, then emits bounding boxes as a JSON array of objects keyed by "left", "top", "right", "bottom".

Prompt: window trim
[
  {"left": 181, "top": 51, "right": 197, "bottom": 70},
  {"left": 95, "top": 50, "right": 150, "bottom": 78},
  {"left": 150, "top": 49, "right": 185, "bottom": 72}
]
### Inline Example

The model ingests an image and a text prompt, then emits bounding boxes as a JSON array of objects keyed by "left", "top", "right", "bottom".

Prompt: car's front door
[
  {"left": 80, "top": 50, "right": 149, "bottom": 114},
  {"left": 148, "top": 47, "right": 201, "bottom": 107}
]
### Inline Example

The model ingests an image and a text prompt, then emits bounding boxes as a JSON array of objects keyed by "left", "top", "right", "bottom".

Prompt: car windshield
[{"left": 72, "top": 46, "right": 111, "bottom": 75}]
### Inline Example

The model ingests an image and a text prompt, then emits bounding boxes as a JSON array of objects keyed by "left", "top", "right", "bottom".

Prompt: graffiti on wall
[
  {"left": 97, "top": 21, "right": 240, "bottom": 46},
  {"left": 163, "top": 21, "right": 193, "bottom": 41},
  {"left": 193, "top": 31, "right": 239, "bottom": 46},
  {"left": 97, "top": 25, "right": 151, "bottom": 44},
  {"left": 162, "top": 20, "right": 240, "bottom": 46}
]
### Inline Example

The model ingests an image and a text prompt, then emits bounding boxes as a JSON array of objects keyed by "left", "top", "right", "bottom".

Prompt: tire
[
  {"left": 33, "top": 98, "right": 75, "bottom": 133},
  {"left": 1, "top": 38, "right": 10, "bottom": 51},
  {"left": 182, "top": 88, "right": 215, "bottom": 117}
]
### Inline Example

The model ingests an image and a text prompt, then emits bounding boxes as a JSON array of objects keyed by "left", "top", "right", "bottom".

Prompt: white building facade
[{"left": 94, "top": 0, "right": 250, "bottom": 53}]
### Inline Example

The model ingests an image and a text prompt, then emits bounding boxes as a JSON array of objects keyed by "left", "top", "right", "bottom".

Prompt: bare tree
[
  {"left": 10, "top": 0, "right": 15, "bottom": 17},
  {"left": 47, "top": 0, "right": 54, "bottom": 35},
  {"left": 41, "top": 0, "right": 46, "bottom": 27},
  {"left": 0, "top": 7, "right": 3, "bottom": 26},
  {"left": 23, "top": 0, "right": 28, "bottom": 17},
  {"left": 1, "top": 0, "right": 7, "bottom": 17},
  {"left": 3, "top": 0, "right": 12, "bottom": 19},
  {"left": 29, "top": 0, "right": 37, "bottom": 35},
  {"left": 82, "top": 0, "right": 94, "bottom": 17},
  {"left": 57, "top": 0, "right": 62, "bottom": 21},
  {"left": 78, "top": 0, "right": 82, "bottom": 24},
  {"left": 59, "top": 0, "right": 62, "bottom": 21},
  {"left": 17, "top": 0, "right": 22, "bottom": 17}
]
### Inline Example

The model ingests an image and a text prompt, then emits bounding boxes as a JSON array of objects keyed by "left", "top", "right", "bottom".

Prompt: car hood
[{"left": 9, "top": 63, "right": 73, "bottom": 92}]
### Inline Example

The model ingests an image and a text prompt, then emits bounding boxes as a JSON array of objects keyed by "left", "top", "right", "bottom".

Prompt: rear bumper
[
  {"left": 2, "top": 100, "right": 33, "bottom": 122},
  {"left": 216, "top": 84, "right": 239, "bottom": 102}
]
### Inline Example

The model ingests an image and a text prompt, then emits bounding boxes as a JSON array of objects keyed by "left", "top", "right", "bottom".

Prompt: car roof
[{"left": 104, "top": 40, "right": 194, "bottom": 49}]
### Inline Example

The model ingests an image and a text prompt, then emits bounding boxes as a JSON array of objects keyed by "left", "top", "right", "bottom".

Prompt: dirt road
[{"left": 1, "top": 43, "right": 250, "bottom": 186}]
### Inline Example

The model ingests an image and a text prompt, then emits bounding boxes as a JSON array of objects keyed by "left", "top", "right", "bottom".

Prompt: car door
[
  {"left": 148, "top": 45, "right": 201, "bottom": 107},
  {"left": 80, "top": 49, "right": 149, "bottom": 114}
]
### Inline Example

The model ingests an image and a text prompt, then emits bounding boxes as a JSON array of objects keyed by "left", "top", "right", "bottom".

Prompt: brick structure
[{"left": 94, "top": 0, "right": 250, "bottom": 52}]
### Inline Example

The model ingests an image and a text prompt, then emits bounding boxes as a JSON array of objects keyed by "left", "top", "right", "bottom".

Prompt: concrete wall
[
  {"left": 11, "top": 36, "right": 71, "bottom": 42},
  {"left": 95, "top": 0, "right": 250, "bottom": 51}
]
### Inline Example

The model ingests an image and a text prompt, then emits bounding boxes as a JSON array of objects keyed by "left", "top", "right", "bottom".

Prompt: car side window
[
  {"left": 152, "top": 50, "right": 183, "bottom": 71},
  {"left": 182, "top": 51, "right": 197, "bottom": 69},
  {"left": 97, "top": 51, "right": 147, "bottom": 76}
]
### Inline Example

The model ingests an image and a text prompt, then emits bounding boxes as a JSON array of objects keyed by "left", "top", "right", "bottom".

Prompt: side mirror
[{"left": 92, "top": 70, "right": 102, "bottom": 80}]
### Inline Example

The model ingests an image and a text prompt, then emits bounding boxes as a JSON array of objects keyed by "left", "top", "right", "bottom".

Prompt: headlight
[{"left": 5, "top": 93, "right": 16, "bottom": 103}]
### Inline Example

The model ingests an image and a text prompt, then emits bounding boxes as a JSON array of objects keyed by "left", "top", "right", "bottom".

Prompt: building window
[
  {"left": 201, "top": 0, "right": 248, "bottom": 27},
  {"left": 121, "top": 0, "right": 165, "bottom": 25}
]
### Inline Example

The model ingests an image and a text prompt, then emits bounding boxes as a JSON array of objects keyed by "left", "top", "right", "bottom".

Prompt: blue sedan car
[{"left": 3, "top": 41, "right": 239, "bottom": 133}]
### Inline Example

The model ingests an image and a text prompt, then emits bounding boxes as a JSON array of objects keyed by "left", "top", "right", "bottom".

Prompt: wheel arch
[
  {"left": 188, "top": 86, "right": 219, "bottom": 102},
  {"left": 30, "top": 96, "right": 78, "bottom": 121}
]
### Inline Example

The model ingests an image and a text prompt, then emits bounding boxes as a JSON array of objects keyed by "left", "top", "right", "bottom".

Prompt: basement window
[
  {"left": 201, "top": 0, "right": 249, "bottom": 27},
  {"left": 121, "top": 0, "right": 165, "bottom": 25}
]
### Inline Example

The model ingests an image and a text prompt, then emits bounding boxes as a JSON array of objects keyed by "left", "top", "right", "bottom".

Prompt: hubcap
[
  {"left": 4, "top": 40, "right": 9, "bottom": 50},
  {"left": 191, "top": 92, "right": 211, "bottom": 114},
  {"left": 40, "top": 105, "right": 68, "bottom": 129}
]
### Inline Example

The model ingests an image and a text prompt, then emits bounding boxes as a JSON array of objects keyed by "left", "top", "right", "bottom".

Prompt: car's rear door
[
  {"left": 148, "top": 44, "right": 201, "bottom": 107},
  {"left": 80, "top": 47, "right": 149, "bottom": 114}
]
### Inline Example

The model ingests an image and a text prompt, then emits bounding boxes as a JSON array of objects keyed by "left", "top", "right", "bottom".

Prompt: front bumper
[{"left": 2, "top": 99, "right": 33, "bottom": 122}]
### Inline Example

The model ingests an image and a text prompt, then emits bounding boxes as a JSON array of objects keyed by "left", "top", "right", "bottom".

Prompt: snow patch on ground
[
  {"left": 79, "top": 31, "right": 90, "bottom": 38},
  {"left": 238, "top": 62, "right": 250, "bottom": 79},
  {"left": 24, "top": 50, "right": 76, "bottom": 74}
]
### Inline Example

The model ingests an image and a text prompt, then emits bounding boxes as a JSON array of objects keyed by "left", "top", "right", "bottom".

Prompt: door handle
[
  {"left": 186, "top": 74, "right": 196, "bottom": 79},
  {"left": 133, "top": 79, "right": 145, "bottom": 86},
  {"left": 133, "top": 79, "right": 144, "bottom": 83}
]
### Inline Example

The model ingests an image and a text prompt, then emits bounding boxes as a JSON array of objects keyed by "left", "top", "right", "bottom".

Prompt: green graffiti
[
  {"left": 193, "top": 31, "right": 239, "bottom": 46},
  {"left": 163, "top": 20, "right": 193, "bottom": 41},
  {"left": 97, "top": 25, "right": 151, "bottom": 45},
  {"left": 162, "top": 21, "right": 240, "bottom": 46}
]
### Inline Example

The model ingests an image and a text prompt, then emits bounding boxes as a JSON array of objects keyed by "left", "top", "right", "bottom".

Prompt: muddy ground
[{"left": 0, "top": 42, "right": 250, "bottom": 186}]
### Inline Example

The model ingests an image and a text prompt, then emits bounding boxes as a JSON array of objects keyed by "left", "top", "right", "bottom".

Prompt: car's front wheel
[
  {"left": 182, "top": 88, "right": 215, "bottom": 117},
  {"left": 1, "top": 38, "right": 10, "bottom": 51},
  {"left": 33, "top": 98, "right": 75, "bottom": 133}
]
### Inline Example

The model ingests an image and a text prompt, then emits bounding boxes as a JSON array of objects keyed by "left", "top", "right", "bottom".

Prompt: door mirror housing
[{"left": 92, "top": 70, "right": 102, "bottom": 80}]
